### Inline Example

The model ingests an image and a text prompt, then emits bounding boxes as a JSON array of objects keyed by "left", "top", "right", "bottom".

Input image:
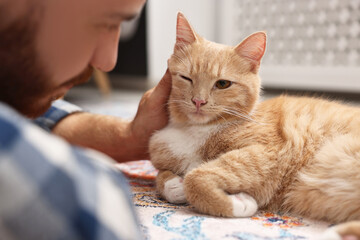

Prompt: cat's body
[
  {"left": 150, "top": 12, "right": 360, "bottom": 239},
  {"left": 152, "top": 95, "right": 360, "bottom": 219}
]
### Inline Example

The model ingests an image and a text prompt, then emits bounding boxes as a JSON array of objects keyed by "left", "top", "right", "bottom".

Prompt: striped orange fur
[{"left": 149, "top": 12, "right": 360, "bottom": 239}]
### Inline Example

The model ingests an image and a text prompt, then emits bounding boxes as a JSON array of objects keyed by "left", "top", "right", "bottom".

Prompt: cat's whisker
[
  {"left": 167, "top": 100, "right": 195, "bottom": 112},
  {"left": 219, "top": 113, "right": 246, "bottom": 128},
  {"left": 222, "top": 107, "right": 254, "bottom": 117},
  {"left": 214, "top": 113, "right": 229, "bottom": 126},
  {"left": 224, "top": 107, "right": 268, "bottom": 125},
  {"left": 218, "top": 113, "right": 248, "bottom": 126},
  {"left": 215, "top": 113, "right": 240, "bottom": 127},
  {"left": 166, "top": 99, "right": 266, "bottom": 125},
  {"left": 222, "top": 110, "right": 254, "bottom": 122},
  {"left": 223, "top": 109, "right": 252, "bottom": 119},
  {"left": 224, "top": 106, "right": 254, "bottom": 115},
  {"left": 168, "top": 99, "right": 192, "bottom": 106},
  {"left": 221, "top": 109, "right": 261, "bottom": 124}
]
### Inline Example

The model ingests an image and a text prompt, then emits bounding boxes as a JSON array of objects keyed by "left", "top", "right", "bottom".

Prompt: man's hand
[
  {"left": 52, "top": 70, "right": 172, "bottom": 162},
  {"left": 129, "top": 69, "right": 172, "bottom": 157}
]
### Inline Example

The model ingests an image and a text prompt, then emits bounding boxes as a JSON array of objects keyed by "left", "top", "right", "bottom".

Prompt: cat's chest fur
[{"left": 151, "top": 124, "right": 220, "bottom": 174}]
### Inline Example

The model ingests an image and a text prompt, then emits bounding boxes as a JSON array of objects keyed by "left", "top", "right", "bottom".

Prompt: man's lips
[
  {"left": 58, "top": 80, "right": 75, "bottom": 90},
  {"left": 63, "top": 82, "right": 74, "bottom": 90},
  {"left": 51, "top": 68, "right": 93, "bottom": 101},
  {"left": 59, "top": 65, "right": 94, "bottom": 89}
]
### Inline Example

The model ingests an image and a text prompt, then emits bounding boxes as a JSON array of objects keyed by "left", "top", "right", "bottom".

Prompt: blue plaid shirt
[{"left": 0, "top": 100, "right": 142, "bottom": 240}]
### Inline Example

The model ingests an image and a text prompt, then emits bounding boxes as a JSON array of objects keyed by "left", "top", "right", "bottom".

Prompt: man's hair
[
  {"left": 0, "top": 2, "right": 52, "bottom": 117},
  {"left": 0, "top": 2, "right": 93, "bottom": 118}
]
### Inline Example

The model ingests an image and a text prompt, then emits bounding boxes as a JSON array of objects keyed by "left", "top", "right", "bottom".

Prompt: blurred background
[{"left": 66, "top": 0, "right": 360, "bottom": 118}]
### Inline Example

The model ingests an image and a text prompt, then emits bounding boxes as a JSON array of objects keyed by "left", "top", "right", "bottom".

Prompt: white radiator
[{"left": 217, "top": 0, "right": 360, "bottom": 92}]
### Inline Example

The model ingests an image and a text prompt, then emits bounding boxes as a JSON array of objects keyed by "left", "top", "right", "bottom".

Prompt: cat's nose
[{"left": 192, "top": 98, "right": 207, "bottom": 109}]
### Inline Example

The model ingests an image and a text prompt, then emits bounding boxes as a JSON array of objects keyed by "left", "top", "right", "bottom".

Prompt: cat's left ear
[
  {"left": 234, "top": 32, "right": 267, "bottom": 68},
  {"left": 175, "top": 12, "right": 198, "bottom": 47}
]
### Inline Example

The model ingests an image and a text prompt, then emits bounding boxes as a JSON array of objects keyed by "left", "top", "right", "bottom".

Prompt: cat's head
[{"left": 168, "top": 12, "right": 266, "bottom": 125}]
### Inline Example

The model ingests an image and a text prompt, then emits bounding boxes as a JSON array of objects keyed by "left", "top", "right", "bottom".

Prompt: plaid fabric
[{"left": 0, "top": 102, "right": 142, "bottom": 240}]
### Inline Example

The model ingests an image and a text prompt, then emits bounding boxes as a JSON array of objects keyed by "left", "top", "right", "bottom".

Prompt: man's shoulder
[
  {"left": 0, "top": 101, "right": 27, "bottom": 123},
  {"left": 0, "top": 101, "right": 63, "bottom": 153},
  {"left": 0, "top": 102, "right": 142, "bottom": 239},
  {"left": 0, "top": 102, "right": 30, "bottom": 148}
]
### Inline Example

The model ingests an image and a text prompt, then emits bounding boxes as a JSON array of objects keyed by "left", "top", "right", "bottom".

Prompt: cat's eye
[
  {"left": 215, "top": 80, "right": 232, "bottom": 89},
  {"left": 180, "top": 75, "right": 193, "bottom": 83}
]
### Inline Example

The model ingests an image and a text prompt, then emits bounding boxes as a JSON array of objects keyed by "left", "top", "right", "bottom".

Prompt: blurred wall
[
  {"left": 114, "top": 8, "right": 147, "bottom": 76},
  {"left": 146, "top": 0, "right": 360, "bottom": 93},
  {"left": 222, "top": 0, "right": 360, "bottom": 92},
  {"left": 146, "top": 0, "right": 217, "bottom": 86}
]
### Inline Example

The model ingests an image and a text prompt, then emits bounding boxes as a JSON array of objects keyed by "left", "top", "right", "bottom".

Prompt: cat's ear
[
  {"left": 234, "top": 32, "right": 267, "bottom": 66},
  {"left": 176, "top": 12, "right": 197, "bottom": 47}
]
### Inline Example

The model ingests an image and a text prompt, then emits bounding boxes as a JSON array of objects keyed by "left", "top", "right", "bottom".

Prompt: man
[{"left": 0, "top": 0, "right": 171, "bottom": 239}]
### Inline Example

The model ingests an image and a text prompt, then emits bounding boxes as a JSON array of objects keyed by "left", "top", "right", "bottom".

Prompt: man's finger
[{"left": 153, "top": 69, "right": 172, "bottom": 97}]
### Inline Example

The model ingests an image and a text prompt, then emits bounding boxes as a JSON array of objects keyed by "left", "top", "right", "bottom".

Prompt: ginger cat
[{"left": 149, "top": 12, "right": 360, "bottom": 239}]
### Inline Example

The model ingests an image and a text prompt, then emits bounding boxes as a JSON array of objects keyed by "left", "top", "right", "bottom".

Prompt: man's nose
[{"left": 90, "top": 30, "right": 121, "bottom": 72}]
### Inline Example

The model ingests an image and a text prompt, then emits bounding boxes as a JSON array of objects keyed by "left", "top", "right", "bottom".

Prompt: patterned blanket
[{"left": 116, "top": 160, "right": 332, "bottom": 240}]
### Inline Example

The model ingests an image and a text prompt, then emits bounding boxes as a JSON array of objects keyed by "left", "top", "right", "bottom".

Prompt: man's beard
[{"left": 0, "top": 5, "right": 93, "bottom": 118}]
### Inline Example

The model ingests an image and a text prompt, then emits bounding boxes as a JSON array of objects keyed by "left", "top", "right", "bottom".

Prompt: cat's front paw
[
  {"left": 163, "top": 176, "right": 187, "bottom": 204},
  {"left": 230, "top": 192, "right": 258, "bottom": 217},
  {"left": 318, "top": 228, "right": 341, "bottom": 240}
]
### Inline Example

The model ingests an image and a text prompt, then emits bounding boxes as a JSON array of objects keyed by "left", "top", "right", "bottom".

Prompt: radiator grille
[{"left": 234, "top": 0, "right": 360, "bottom": 67}]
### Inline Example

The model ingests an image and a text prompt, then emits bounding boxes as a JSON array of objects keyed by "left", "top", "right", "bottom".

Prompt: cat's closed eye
[
  {"left": 215, "top": 80, "right": 232, "bottom": 89},
  {"left": 180, "top": 75, "right": 193, "bottom": 83}
]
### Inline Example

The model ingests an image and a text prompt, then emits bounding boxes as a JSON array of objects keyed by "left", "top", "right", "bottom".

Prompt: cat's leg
[
  {"left": 156, "top": 170, "right": 187, "bottom": 204},
  {"left": 320, "top": 221, "right": 360, "bottom": 240},
  {"left": 284, "top": 134, "right": 360, "bottom": 223},
  {"left": 183, "top": 145, "right": 278, "bottom": 217}
]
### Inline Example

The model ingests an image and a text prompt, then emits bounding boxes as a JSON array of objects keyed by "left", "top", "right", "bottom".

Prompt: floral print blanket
[{"left": 116, "top": 160, "right": 331, "bottom": 240}]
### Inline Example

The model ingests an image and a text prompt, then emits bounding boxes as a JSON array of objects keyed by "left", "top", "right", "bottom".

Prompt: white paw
[
  {"left": 163, "top": 176, "right": 186, "bottom": 204},
  {"left": 318, "top": 228, "right": 342, "bottom": 240},
  {"left": 230, "top": 192, "right": 258, "bottom": 217}
]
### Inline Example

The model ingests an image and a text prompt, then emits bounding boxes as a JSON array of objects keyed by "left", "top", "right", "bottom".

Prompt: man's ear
[{"left": 175, "top": 12, "right": 197, "bottom": 48}]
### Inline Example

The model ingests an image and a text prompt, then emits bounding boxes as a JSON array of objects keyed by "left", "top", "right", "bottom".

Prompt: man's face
[{"left": 0, "top": 0, "right": 145, "bottom": 118}]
